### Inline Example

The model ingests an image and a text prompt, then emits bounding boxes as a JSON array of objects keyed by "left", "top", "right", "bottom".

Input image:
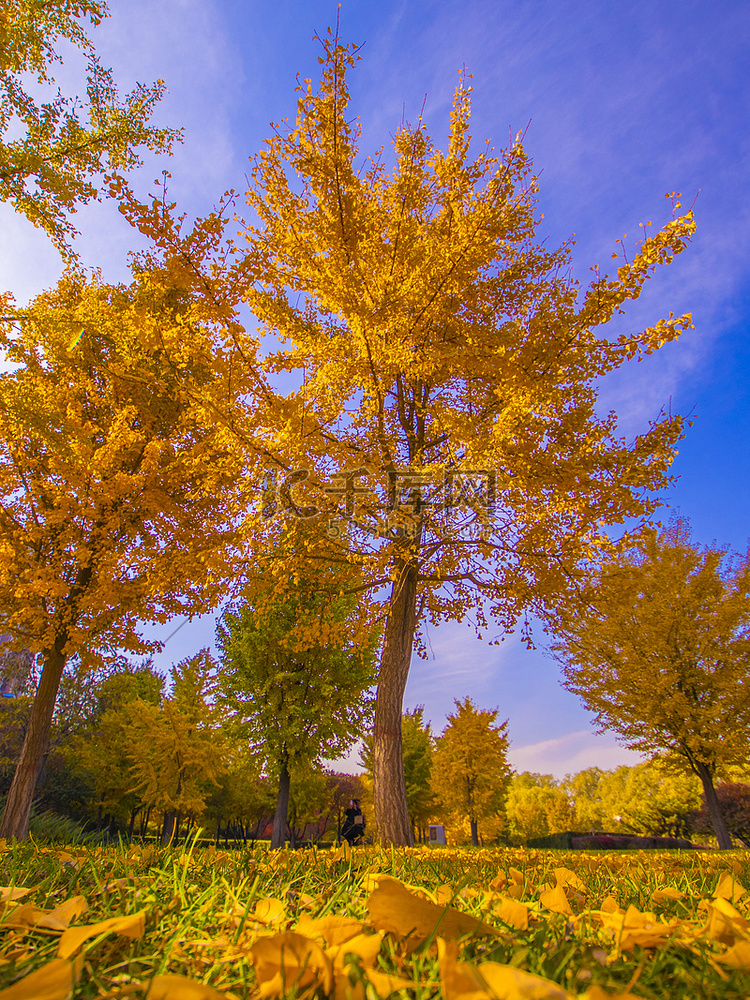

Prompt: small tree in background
[
  {"left": 127, "top": 650, "right": 228, "bottom": 845},
  {"left": 432, "top": 697, "right": 511, "bottom": 846},
  {"left": 550, "top": 519, "right": 750, "bottom": 849},
  {"left": 217, "top": 549, "right": 376, "bottom": 849},
  {"left": 504, "top": 773, "right": 572, "bottom": 844}
]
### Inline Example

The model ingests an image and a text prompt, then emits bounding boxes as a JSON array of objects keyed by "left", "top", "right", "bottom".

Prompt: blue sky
[{"left": 2, "top": 0, "right": 748, "bottom": 779}]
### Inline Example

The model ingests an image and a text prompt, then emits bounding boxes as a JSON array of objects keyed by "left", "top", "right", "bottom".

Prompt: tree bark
[
  {"left": 470, "top": 818, "right": 479, "bottom": 848},
  {"left": 0, "top": 643, "right": 67, "bottom": 840},
  {"left": 694, "top": 759, "right": 733, "bottom": 849},
  {"left": 271, "top": 758, "right": 290, "bottom": 849},
  {"left": 161, "top": 810, "right": 177, "bottom": 845},
  {"left": 374, "top": 560, "right": 419, "bottom": 846}
]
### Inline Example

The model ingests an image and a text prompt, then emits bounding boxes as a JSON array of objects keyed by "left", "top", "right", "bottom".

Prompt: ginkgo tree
[
  {"left": 550, "top": 519, "right": 750, "bottom": 849},
  {"left": 1, "top": 0, "right": 179, "bottom": 252},
  {"left": 234, "top": 33, "right": 696, "bottom": 843},
  {"left": 432, "top": 697, "right": 511, "bottom": 847},
  {"left": 0, "top": 264, "right": 249, "bottom": 840}
]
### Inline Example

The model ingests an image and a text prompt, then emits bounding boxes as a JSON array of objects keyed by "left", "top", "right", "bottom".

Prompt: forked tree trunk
[
  {"left": 271, "top": 759, "right": 290, "bottom": 849},
  {"left": 694, "top": 759, "right": 733, "bottom": 849},
  {"left": 374, "top": 559, "right": 419, "bottom": 846},
  {"left": 0, "top": 643, "right": 67, "bottom": 840}
]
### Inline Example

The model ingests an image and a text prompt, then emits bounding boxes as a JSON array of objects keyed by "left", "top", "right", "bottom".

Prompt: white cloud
[{"left": 508, "top": 730, "right": 646, "bottom": 782}]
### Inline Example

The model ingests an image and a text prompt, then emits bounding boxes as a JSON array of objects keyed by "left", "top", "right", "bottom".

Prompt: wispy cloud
[{"left": 508, "top": 730, "right": 645, "bottom": 782}]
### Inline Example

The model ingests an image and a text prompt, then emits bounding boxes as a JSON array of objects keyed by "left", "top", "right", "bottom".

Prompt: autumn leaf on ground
[
  {"left": 366, "top": 875, "right": 499, "bottom": 946},
  {"left": 0, "top": 956, "right": 81, "bottom": 1000},
  {"left": 439, "top": 938, "right": 570, "bottom": 1000},
  {"left": 56, "top": 909, "right": 147, "bottom": 959},
  {"left": 250, "top": 931, "right": 332, "bottom": 998},
  {"left": 143, "top": 973, "right": 230, "bottom": 999}
]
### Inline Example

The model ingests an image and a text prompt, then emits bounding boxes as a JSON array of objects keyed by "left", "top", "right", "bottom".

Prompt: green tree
[
  {"left": 64, "top": 661, "right": 164, "bottom": 834},
  {"left": 1, "top": 0, "right": 179, "bottom": 251},
  {"left": 216, "top": 552, "right": 376, "bottom": 849},
  {"left": 598, "top": 762, "right": 701, "bottom": 839},
  {"left": 432, "top": 697, "right": 511, "bottom": 846},
  {"left": 236, "top": 34, "right": 695, "bottom": 844},
  {"left": 562, "top": 767, "right": 606, "bottom": 833},
  {"left": 550, "top": 519, "right": 750, "bottom": 849},
  {"left": 504, "top": 772, "right": 572, "bottom": 844}
]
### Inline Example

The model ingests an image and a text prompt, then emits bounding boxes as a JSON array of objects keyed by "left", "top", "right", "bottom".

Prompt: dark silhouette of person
[{"left": 341, "top": 798, "right": 365, "bottom": 845}]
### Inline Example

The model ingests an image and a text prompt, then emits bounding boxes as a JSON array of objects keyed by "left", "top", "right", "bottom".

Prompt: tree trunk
[
  {"left": 128, "top": 807, "right": 138, "bottom": 842},
  {"left": 470, "top": 818, "right": 479, "bottom": 848},
  {"left": 161, "top": 810, "right": 177, "bottom": 845},
  {"left": 374, "top": 560, "right": 419, "bottom": 846},
  {"left": 0, "top": 643, "right": 67, "bottom": 840},
  {"left": 694, "top": 759, "right": 733, "bottom": 849},
  {"left": 271, "top": 759, "right": 290, "bottom": 849}
]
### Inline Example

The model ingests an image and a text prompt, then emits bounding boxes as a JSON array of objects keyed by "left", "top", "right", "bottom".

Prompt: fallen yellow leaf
[
  {"left": 57, "top": 909, "right": 147, "bottom": 959},
  {"left": 0, "top": 956, "right": 80, "bottom": 1000},
  {"left": 250, "top": 932, "right": 332, "bottom": 998},
  {"left": 715, "top": 939, "right": 750, "bottom": 970},
  {"left": 713, "top": 874, "right": 746, "bottom": 905},
  {"left": 439, "top": 938, "right": 570, "bottom": 999},
  {"left": 366, "top": 876, "right": 499, "bottom": 945},
  {"left": 539, "top": 884, "right": 573, "bottom": 917},
  {"left": 144, "top": 973, "right": 229, "bottom": 998},
  {"left": 493, "top": 895, "right": 530, "bottom": 931}
]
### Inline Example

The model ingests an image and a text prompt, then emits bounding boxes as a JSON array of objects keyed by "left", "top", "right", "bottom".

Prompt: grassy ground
[{"left": 0, "top": 837, "right": 749, "bottom": 998}]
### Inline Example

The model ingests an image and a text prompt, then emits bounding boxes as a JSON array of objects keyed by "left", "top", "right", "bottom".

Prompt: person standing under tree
[{"left": 341, "top": 799, "right": 366, "bottom": 845}]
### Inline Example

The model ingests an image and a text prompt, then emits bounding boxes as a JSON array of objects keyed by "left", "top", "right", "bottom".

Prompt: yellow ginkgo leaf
[
  {"left": 439, "top": 939, "right": 571, "bottom": 1000},
  {"left": 330, "top": 841, "right": 352, "bottom": 863},
  {"left": 713, "top": 874, "right": 746, "bottom": 905},
  {"left": 366, "top": 876, "right": 499, "bottom": 944},
  {"left": 144, "top": 973, "right": 229, "bottom": 999},
  {"left": 700, "top": 897, "right": 749, "bottom": 946},
  {"left": 57, "top": 909, "right": 147, "bottom": 959},
  {"left": 650, "top": 887, "right": 684, "bottom": 905},
  {"left": 250, "top": 931, "right": 333, "bottom": 998},
  {"left": 715, "top": 940, "right": 750, "bottom": 970},
  {"left": 252, "top": 897, "right": 286, "bottom": 926},
  {"left": 327, "top": 931, "right": 384, "bottom": 969},
  {"left": 36, "top": 896, "right": 88, "bottom": 931},
  {"left": 295, "top": 914, "right": 366, "bottom": 947},
  {"left": 0, "top": 956, "right": 81, "bottom": 1000},
  {"left": 539, "top": 884, "right": 573, "bottom": 917},
  {"left": 493, "top": 896, "right": 530, "bottom": 931},
  {"left": 0, "top": 887, "right": 33, "bottom": 905},
  {"left": 552, "top": 867, "right": 586, "bottom": 893}
]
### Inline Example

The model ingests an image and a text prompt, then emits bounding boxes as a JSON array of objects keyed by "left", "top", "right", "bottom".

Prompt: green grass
[{"left": 0, "top": 838, "right": 749, "bottom": 998}]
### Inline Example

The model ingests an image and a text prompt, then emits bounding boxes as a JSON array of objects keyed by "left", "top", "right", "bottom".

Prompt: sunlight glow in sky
[{"left": 2, "top": 0, "right": 748, "bottom": 779}]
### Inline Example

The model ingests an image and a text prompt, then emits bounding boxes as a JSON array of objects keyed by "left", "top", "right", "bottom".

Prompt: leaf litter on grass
[{"left": 0, "top": 838, "right": 748, "bottom": 998}]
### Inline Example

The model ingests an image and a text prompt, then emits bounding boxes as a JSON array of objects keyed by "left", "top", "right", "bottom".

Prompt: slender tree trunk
[
  {"left": 161, "top": 810, "right": 177, "bottom": 846},
  {"left": 694, "top": 760, "right": 733, "bottom": 849},
  {"left": 128, "top": 808, "right": 138, "bottom": 842},
  {"left": 470, "top": 819, "right": 479, "bottom": 847},
  {"left": 0, "top": 643, "right": 67, "bottom": 840},
  {"left": 374, "top": 560, "right": 419, "bottom": 846},
  {"left": 271, "top": 759, "right": 290, "bottom": 849}
]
